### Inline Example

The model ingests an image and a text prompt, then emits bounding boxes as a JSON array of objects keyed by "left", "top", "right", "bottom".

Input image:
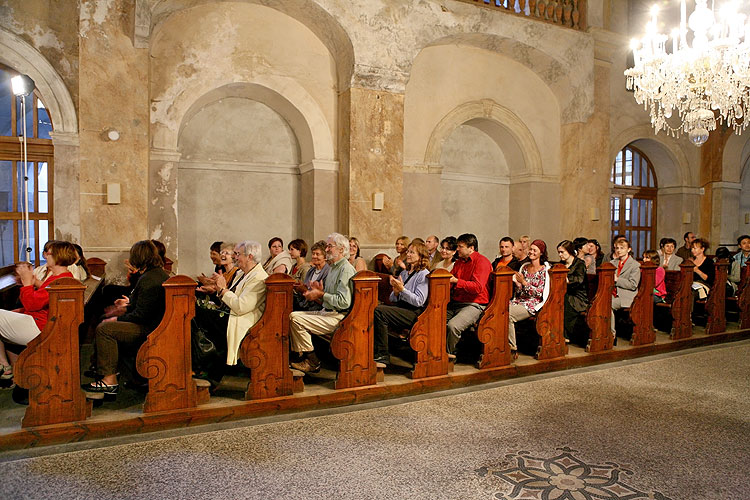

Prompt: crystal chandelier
[{"left": 625, "top": 0, "right": 750, "bottom": 146}]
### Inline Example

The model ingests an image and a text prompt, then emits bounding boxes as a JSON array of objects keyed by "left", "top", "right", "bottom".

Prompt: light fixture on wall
[
  {"left": 11, "top": 74, "right": 36, "bottom": 262},
  {"left": 625, "top": 1, "right": 750, "bottom": 147}
]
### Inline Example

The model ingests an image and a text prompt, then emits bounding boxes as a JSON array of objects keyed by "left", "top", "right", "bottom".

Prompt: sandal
[{"left": 0, "top": 364, "right": 12, "bottom": 380}]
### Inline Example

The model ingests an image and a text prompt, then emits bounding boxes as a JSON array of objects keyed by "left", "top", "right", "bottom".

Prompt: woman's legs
[
  {"left": 508, "top": 304, "right": 531, "bottom": 351},
  {"left": 373, "top": 304, "right": 419, "bottom": 362}
]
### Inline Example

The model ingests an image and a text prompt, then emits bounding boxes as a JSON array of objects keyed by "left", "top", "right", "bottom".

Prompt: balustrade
[{"left": 458, "top": 0, "right": 585, "bottom": 31}]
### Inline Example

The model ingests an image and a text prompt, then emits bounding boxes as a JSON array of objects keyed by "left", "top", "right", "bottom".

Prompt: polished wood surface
[
  {"left": 705, "top": 259, "right": 729, "bottom": 335},
  {"left": 14, "top": 278, "right": 91, "bottom": 427},
  {"left": 85, "top": 257, "right": 107, "bottom": 278},
  {"left": 476, "top": 268, "right": 514, "bottom": 369},
  {"left": 409, "top": 269, "right": 451, "bottom": 378},
  {"left": 330, "top": 271, "right": 380, "bottom": 389},
  {"left": 374, "top": 271, "right": 395, "bottom": 306},
  {"left": 535, "top": 264, "right": 568, "bottom": 360},
  {"left": 586, "top": 263, "right": 615, "bottom": 352},
  {"left": 739, "top": 265, "right": 750, "bottom": 329},
  {"left": 240, "top": 273, "right": 295, "bottom": 400},
  {"left": 630, "top": 261, "right": 656, "bottom": 346},
  {"left": 669, "top": 261, "right": 695, "bottom": 340},
  {"left": 136, "top": 275, "right": 198, "bottom": 413}
]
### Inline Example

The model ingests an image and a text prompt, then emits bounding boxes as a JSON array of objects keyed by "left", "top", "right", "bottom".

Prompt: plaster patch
[
  {"left": 80, "top": 0, "right": 116, "bottom": 38},
  {"left": 151, "top": 225, "right": 163, "bottom": 240}
]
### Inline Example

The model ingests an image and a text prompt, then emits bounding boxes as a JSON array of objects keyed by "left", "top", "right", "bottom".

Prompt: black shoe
[
  {"left": 82, "top": 380, "right": 119, "bottom": 395},
  {"left": 11, "top": 385, "right": 28, "bottom": 405},
  {"left": 374, "top": 354, "right": 390, "bottom": 365}
]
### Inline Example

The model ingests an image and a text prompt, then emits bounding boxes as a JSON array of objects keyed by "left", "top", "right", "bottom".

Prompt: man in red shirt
[{"left": 447, "top": 233, "right": 492, "bottom": 355}]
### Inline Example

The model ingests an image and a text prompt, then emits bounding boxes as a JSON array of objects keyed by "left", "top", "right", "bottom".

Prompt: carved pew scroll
[
  {"left": 586, "top": 263, "right": 615, "bottom": 353},
  {"left": 239, "top": 273, "right": 295, "bottom": 400},
  {"left": 409, "top": 269, "right": 451, "bottom": 379},
  {"left": 630, "top": 261, "right": 656, "bottom": 346},
  {"left": 330, "top": 271, "right": 380, "bottom": 390},
  {"left": 476, "top": 268, "right": 514, "bottom": 369},
  {"left": 669, "top": 261, "right": 695, "bottom": 340},
  {"left": 136, "top": 275, "right": 198, "bottom": 413},
  {"left": 15, "top": 278, "right": 91, "bottom": 428},
  {"left": 705, "top": 259, "right": 729, "bottom": 335},
  {"left": 535, "top": 264, "right": 569, "bottom": 360}
]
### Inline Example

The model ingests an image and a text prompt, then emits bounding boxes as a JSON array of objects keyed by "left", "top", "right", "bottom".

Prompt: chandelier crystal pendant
[{"left": 625, "top": 0, "right": 750, "bottom": 146}]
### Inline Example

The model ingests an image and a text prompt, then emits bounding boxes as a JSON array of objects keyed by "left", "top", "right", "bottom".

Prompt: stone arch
[
  {"left": 424, "top": 99, "right": 542, "bottom": 179},
  {"left": 610, "top": 125, "right": 692, "bottom": 187},
  {"left": 419, "top": 33, "right": 590, "bottom": 125},
  {"left": 721, "top": 133, "right": 750, "bottom": 183},
  {"left": 149, "top": 0, "right": 354, "bottom": 90},
  {"left": 154, "top": 75, "right": 332, "bottom": 163},
  {"left": 0, "top": 27, "right": 77, "bottom": 134}
]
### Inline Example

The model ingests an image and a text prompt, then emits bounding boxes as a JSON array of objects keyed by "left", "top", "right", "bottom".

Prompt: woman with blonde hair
[
  {"left": 348, "top": 237, "right": 367, "bottom": 272},
  {"left": 382, "top": 236, "right": 410, "bottom": 277}
]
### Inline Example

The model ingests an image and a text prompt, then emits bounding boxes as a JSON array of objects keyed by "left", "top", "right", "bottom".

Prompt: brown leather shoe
[{"left": 290, "top": 357, "right": 321, "bottom": 374}]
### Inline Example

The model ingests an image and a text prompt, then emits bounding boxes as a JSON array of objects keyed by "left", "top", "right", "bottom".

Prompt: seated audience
[
  {"left": 434, "top": 236, "right": 457, "bottom": 272},
  {"left": 33, "top": 240, "right": 87, "bottom": 284},
  {"left": 729, "top": 234, "right": 750, "bottom": 285},
  {"left": 382, "top": 236, "right": 410, "bottom": 277},
  {"left": 591, "top": 239, "right": 605, "bottom": 268},
  {"left": 659, "top": 237, "right": 683, "bottom": 271},
  {"left": 642, "top": 250, "right": 666, "bottom": 303},
  {"left": 196, "top": 243, "right": 240, "bottom": 303},
  {"left": 210, "top": 241, "right": 223, "bottom": 273},
  {"left": 519, "top": 235, "right": 530, "bottom": 255},
  {"left": 348, "top": 237, "right": 367, "bottom": 273},
  {"left": 293, "top": 240, "right": 330, "bottom": 312},
  {"left": 584, "top": 240, "right": 598, "bottom": 273},
  {"left": 508, "top": 240, "right": 550, "bottom": 356},
  {"left": 557, "top": 240, "right": 588, "bottom": 342},
  {"left": 289, "top": 239, "right": 312, "bottom": 282},
  {"left": 512, "top": 240, "right": 529, "bottom": 265},
  {"left": 611, "top": 237, "right": 640, "bottom": 336},
  {"left": 0, "top": 241, "right": 77, "bottom": 383},
  {"left": 676, "top": 231, "right": 695, "bottom": 261},
  {"left": 691, "top": 238, "right": 714, "bottom": 300},
  {"left": 425, "top": 235, "right": 441, "bottom": 270},
  {"left": 372, "top": 241, "right": 430, "bottom": 364},
  {"left": 83, "top": 240, "right": 169, "bottom": 398},
  {"left": 290, "top": 233, "right": 356, "bottom": 373},
  {"left": 72, "top": 244, "right": 91, "bottom": 281},
  {"left": 492, "top": 236, "right": 521, "bottom": 271},
  {"left": 446, "top": 233, "right": 492, "bottom": 355},
  {"left": 263, "top": 237, "right": 293, "bottom": 275},
  {"left": 573, "top": 237, "right": 595, "bottom": 274}
]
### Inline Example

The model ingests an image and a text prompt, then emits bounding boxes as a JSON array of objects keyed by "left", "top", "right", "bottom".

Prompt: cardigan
[{"left": 220, "top": 264, "right": 268, "bottom": 365}]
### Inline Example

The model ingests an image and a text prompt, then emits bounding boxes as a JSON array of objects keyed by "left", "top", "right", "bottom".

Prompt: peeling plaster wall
[
  {"left": 741, "top": 160, "right": 750, "bottom": 237},
  {"left": 177, "top": 98, "right": 301, "bottom": 276}
]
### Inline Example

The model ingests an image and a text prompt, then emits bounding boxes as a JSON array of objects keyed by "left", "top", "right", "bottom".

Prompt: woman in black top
[
  {"left": 691, "top": 238, "right": 714, "bottom": 300},
  {"left": 558, "top": 240, "right": 589, "bottom": 344}
]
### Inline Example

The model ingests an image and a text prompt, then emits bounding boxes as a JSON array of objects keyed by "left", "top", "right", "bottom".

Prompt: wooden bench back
[
  {"left": 408, "top": 269, "right": 452, "bottom": 378},
  {"left": 14, "top": 278, "right": 91, "bottom": 427},
  {"left": 739, "top": 264, "right": 750, "bottom": 329},
  {"left": 86, "top": 257, "right": 107, "bottom": 278},
  {"left": 330, "top": 271, "right": 380, "bottom": 389},
  {"left": 586, "top": 263, "right": 615, "bottom": 352},
  {"left": 705, "top": 259, "right": 730, "bottom": 335},
  {"left": 239, "top": 273, "right": 295, "bottom": 400},
  {"left": 372, "top": 253, "right": 390, "bottom": 274},
  {"left": 535, "top": 264, "right": 569, "bottom": 360},
  {"left": 663, "top": 270, "right": 681, "bottom": 303},
  {"left": 630, "top": 261, "right": 656, "bottom": 346},
  {"left": 476, "top": 268, "right": 514, "bottom": 369},
  {"left": 669, "top": 261, "right": 695, "bottom": 340},
  {"left": 375, "top": 271, "right": 395, "bottom": 305},
  {"left": 136, "top": 275, "right": 198, "bottom": 413}
]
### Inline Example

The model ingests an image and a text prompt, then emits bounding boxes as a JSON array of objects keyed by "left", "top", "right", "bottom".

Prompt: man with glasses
[{"left": 289, "top": 233, "right": 356, "bottom": 373}]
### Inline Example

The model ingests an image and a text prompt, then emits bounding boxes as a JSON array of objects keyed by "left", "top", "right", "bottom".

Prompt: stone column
[
  {"left": 149, "top": 148, "right": 181, "bottom": 261},
  {"left": 299, "top": 159, "right": 339, "bottom": 243},
  {"left": 51, "top": 131, "right": 81, "bottom": 243},
  {"left": 699, "top": 127, "right": 734, "bottom": 247}
]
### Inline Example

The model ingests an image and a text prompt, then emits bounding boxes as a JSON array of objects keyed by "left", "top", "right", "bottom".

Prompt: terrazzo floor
[{"left": 0, "top": 341, "right": 748, "bottom": 500}]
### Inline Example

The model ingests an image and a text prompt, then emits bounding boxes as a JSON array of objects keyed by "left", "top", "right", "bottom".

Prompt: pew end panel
[
  {"left": 669, "top": 261, "right": 695, "bottom": 340},
  {"left": 15, "top": 278, "right": 91, "bottom": 427},
  {"left": 239, "top": 273, "right": 295, "bottom": 400},
  {"left": 739, "top": 265, "right": 750, "bottom": 329},
  {"left": 409, "top": 269, "right": 451, "bottom": 379},
  {"left": 586, "top": 263, "right": 615, "bottom": 353},
  {"left": 330, "top": 271, "right": 380, "bottom": 390},
  {"left": 375, "top": 272, "right": 395, "bottom": 306},
  {"left": 535, "top": 264, "right": 569, "bottom": 360},
  {"left": 705, "top": 260, "right": 729, "bottom": 335},
  {"left": 630, "top": 261, "right": 656, "bottom": 346},
  {"left": 476, "top": 268, "right": 514, "bottom": 369},
  {"left": 136, "top": 275, "right": 198, "bottom": 413}
]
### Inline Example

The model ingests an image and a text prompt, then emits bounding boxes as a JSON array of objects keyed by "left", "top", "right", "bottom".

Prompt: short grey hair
[
  {"left": 236, "top": 240, "right": 262, "bottom": 263},
  {"left": 328, "top": 232, "right": 350, "bottom": 255}
]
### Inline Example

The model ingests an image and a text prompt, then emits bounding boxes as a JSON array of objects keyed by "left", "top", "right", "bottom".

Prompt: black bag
[{"left": 191, "top": 318, "right": 219, "bottom": 371}]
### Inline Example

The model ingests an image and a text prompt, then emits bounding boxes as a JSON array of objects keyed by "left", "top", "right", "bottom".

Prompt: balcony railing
[{"left": 456, "top": 0, "right": 586, "bottom": 31}]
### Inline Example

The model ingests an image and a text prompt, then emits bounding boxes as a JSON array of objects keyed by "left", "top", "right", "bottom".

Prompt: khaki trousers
[{"left": 289, "top": 310, "right": 344, "bottom": 352}]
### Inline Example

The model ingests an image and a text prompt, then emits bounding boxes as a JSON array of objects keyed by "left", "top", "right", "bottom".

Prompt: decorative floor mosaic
[{"left": 475, "top": 447, "right": 672, "bottom": 500}]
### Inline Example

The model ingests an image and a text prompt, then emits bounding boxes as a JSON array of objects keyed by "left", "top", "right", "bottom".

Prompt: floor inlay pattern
[{"left": 476, "top": 447, "right": 672, "bottom": 500}]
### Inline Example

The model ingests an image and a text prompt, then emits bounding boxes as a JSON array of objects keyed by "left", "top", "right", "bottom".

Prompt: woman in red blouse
[{"left": 0, "top": 241, "right": 77, "bottom": 381}]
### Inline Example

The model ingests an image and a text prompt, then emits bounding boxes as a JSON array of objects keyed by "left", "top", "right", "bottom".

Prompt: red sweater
[
  {"left": 18, "top": 272, "right": 74, "bottom": 330},
  {"left": 450, "top": 251, "right": 492, "bottom": 304}
]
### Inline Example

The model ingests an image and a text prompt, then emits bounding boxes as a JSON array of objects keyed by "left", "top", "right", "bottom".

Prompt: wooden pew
[
  {"left": 535, "top": 264, "right": 568, "bottom": 360},
  {"left": 668, "top": 261, "right": 695, "bottom": 340},
  {"left": 136, "top": 275, "right": 199, "bottom": 413},
  {"left": 629, "top": 261, "right": 656, "bottom": 346},
  {"left": 330, "top": 271, "right": 380, "bottom": 389},
  {"left": 239, "top": 273, "right": 298, "bottom": 399},
  {"left": 375, "top": 271, "right": 395, "bottom": 306},
  {"left": 705, "top": 259, "right": 730, "bottom": 335},
  {"left": 586, "top": 263, "right": 615, "bottom": 352},
  {"left": 408, "top": 269, "right": 452, "bottom": 378},
  {"left": 86, "top": 257, "right": 107, "bottom": 278},
  {"left": 476, "top": 268, "right": 514, "bottom": 369},
  {"left": 14, "top": 278, "right": 91, "bottom": 427},
  {"left": 372, "top": 253, "right": 390, "bottom": 274},
  {"left": 738, "top": 264, "right": 750, "bottom": 329}
]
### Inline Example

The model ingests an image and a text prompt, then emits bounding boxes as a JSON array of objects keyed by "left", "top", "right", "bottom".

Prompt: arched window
[
  {"left": 0, "top": 64, "right": 53, "bottom": 267},
  {"left": 611, "top": 145, "right": 657, "bottom": 259}
]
